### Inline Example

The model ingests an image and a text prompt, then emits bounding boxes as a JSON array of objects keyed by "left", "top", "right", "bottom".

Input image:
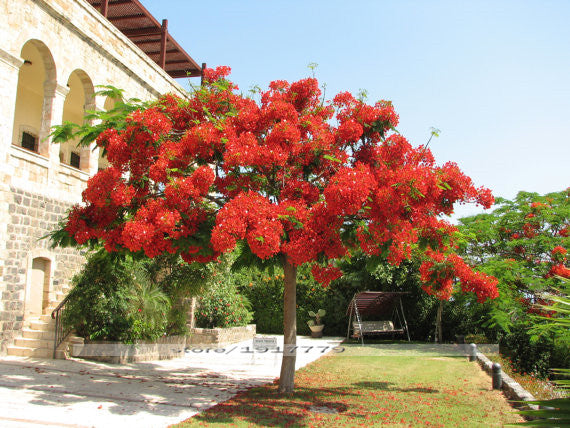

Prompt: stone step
[
  {"left": 54, "top": 336, "right": 84, "bottom": 360},
  {"left": 22, "top": 328, "right": 55, "bottom": 340},
  {"left": 6, "top": 346, "right": 52, "bottom": 358},
  {"left": 14, "top": 337, "right": 53, "bottom": 349},
  {"left": 44, "top": 300, "right": 69, "bottom": 314},
  {"left": 55, "top": 349, "right": 67, "bottom": 360},
  {"left": 43, "top": 307, "right": 57, "bottom": 316},
  {"left": 29, "top": 320, "right": 55, "bottom": 332},
  {"left": 39, "top": 314, "right": 56, "bottom": 323}
]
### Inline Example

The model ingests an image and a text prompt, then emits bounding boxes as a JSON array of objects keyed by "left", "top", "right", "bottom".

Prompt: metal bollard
[
  {"left": 469, "top": 343, "right": 477, "bottom": 361},
  {"left": 492, "top": 363, "right": 502, "bottom": 389}
]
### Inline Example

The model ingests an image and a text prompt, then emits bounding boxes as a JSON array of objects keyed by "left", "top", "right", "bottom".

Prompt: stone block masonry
[
  {"left": 0, "top": 186, "right": 86, "bottom": 354},
  {"left": 187, "top": 325, "right": 257, "bottom": 346}
]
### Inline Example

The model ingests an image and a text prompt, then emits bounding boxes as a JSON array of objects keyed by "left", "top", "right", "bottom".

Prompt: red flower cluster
[
  {"left": 549, "top": 264, "right": 570, "bottom": 279},
  {"left": 211, "top": 191, "right": 283, "bottom": 260},
  {"left": 324, "top": 164, "right": 376, "bottom": 216},
  {"left": 518, "top": 297, "right": 555, "bottom": 317},
  {"left": 547, "top": 246, "right": 569, "bottom": 279},
  {"left": 419, "top": 251, "right": 499, "bottom": 302},
  {"left": 311, "top": 265, "right": 343, "bottom": 288}
]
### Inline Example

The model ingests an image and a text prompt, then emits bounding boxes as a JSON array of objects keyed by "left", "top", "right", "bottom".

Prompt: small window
[
  {"left": 21, "top": 132, "right": 38, "bottom": 152},
  {"left": 70, "top": 152, "right": 81, "bottom": 169}
]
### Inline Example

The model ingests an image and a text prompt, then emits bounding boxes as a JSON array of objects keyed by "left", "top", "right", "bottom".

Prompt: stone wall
[
  {"left": 0, "top": 187, "right": 85, "bottom": 353},
  {"left": 187, "top": 325, "right": 257, "bottom": 346},
  {"left": 71, "top": 336, "right": 189, "bottom": 364},
  {"left": 69, "top": 328, "right": 258, "bottom": 364}
]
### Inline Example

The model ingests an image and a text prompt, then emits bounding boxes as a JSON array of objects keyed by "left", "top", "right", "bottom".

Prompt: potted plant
[{"left": 307, "top": 309, "right": 326, "bottom": 338}]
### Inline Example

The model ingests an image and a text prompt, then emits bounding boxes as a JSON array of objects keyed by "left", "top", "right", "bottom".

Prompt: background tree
[
  {"left": 51, "top": 67, "right": 498, "bottom": 393},
  {"left": 456, "top": 189, "right": 570, "bottom": 374}
]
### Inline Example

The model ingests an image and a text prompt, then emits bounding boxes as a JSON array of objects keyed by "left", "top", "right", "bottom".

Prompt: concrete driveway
[{"left": 0, "top": 336, "right": 342, "bottom": 428}]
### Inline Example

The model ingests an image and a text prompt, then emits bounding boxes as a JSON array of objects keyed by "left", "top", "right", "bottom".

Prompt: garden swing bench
[{"left": 346, "top": 291, "right": 411, "bottom": 344}]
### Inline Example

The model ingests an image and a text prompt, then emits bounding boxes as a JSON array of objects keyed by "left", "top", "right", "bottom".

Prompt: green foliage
[
  {"left": 146, "top": 253, "right": 216, "bottom": 335},
  {"left": 515, "top": 291, "right": 570, "bottom": 426},
  {"left": 50, "top": 85, "right": 147, "bottom": 149},
  {"left": 234, "top": 268, "right": 285, "bottom": 334},
  {"left": 234, "top": 252, "right": 448, "bottom": 339},
  {"left": 63, "top": 250, "right": 170, "bottom": 342},
  {"left": 516, "top": 393, "right": 570, "bottom": 427},
  {"left": 64, "top": 250, "right": 219, "bottom": 342},
  {"left": 126, "top": 266, "right": 171, "bottom": 341},
  {"left": 500, "top": 324, "right": 563, "bottom": 378},
  {"left": 230, "top": 241, "right": 280, "bottom": 275},
  {"left": 195, "top": 279, "right": 253, "bottom": 328},
  {"left": 529, "top": 281, "right": 570, "bottom": 341},
  {"left": 307, "top": 309, "right": 325, "bottom": 327},
  {"left": 195, "top": 256, "right": 253, "bottom": 329},
  {"left": 457, "top": 189, "right": 570, "bottom": 375}
]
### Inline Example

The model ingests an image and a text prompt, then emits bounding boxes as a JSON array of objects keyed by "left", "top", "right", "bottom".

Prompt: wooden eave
[{"left": 86, "top": 0, "right": 202, "bottom": 79}]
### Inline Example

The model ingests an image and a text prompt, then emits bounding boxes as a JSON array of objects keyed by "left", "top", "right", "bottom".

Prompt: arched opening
[
  {"left": 12, "top": 40, "right": 56, "bottom": 156},
  {"left": 25, "top": 257, "right": 52, "bottom": 319},
  {"left": 60, "top": 70, "right": 95, "bottom": 171}
]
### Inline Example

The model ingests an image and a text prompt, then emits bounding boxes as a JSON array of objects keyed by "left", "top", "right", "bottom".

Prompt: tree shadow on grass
[
  {"left": 187, "top": 383, "right": 372, "bottom": 427},
  {"left": 187, "top": 379, "right": 442, "bottom": 426},
  {"left": 354, "top": 381, "right": 439, "bottom": 394}
]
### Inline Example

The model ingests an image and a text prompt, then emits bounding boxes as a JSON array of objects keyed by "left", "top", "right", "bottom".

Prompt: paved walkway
[{"left": 0, "top": 336, "right": 342, "bottom": 428}]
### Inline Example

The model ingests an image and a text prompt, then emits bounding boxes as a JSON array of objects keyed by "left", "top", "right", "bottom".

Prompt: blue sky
[{"left": 145, "top": 0, "right": 569, "bottom": 220}]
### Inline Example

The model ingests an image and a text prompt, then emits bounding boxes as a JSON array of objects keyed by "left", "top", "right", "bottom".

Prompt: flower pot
[{"left": 309, "top": 324, "right": 324, "bottom": 338}]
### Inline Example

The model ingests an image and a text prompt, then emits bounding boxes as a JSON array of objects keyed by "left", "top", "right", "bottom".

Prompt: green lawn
[{"left": 174, "top": 345, "right": 523, "bottom": 427}]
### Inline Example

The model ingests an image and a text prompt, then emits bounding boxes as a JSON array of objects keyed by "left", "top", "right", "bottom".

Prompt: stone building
[{"left": 0, "top": 0, "right": 202, "bottom": 356}]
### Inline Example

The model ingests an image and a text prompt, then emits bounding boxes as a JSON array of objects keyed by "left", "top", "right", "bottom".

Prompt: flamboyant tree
[{"left": 52, "top": 67, "right": 498, "bottom": 392}]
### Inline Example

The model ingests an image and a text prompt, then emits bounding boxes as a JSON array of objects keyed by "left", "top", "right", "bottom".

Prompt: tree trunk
[
  {"left": 278, "top": 258, "right": 297, "bottom": 393},
  {"left": 436, "top": 300, "right": 443, "bottom": 343},
  {"left": 189, "top": 296, "right": 197, "bottom": 328}
]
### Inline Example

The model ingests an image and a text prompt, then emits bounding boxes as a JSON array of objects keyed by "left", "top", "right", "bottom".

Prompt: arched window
[
  {"left": 12, "top": 40, "right": 56, "bottom": 156},
  {"left": 60, "top": 70, "right": 95, "bottom": 171}
]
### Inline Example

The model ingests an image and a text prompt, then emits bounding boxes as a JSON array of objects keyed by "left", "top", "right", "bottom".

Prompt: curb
[{"left": 475, "top": 351, "right": 539, "bottom": 410}]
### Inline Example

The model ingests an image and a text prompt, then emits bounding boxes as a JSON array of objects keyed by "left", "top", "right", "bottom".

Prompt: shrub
[
  {"left": 195, "top": 280, "right": 253, "bottom": 328},
  {"left": 126, "top": 269, "right": 171, "bottom": 341},
  {"left": 64, "top": 251, "right": 171, "bottom": 342},
  {"left": 500, "top": 323, "right": 569, "bottom": 378},
  {"left": 239, "top": 273, "right": 284, "bottom": 333},
  {"left": 147, "top": 254, "right": 216, "bottom": 335},
  {"left": 64, "top": 251, "right": 132, "bottom": 341}
]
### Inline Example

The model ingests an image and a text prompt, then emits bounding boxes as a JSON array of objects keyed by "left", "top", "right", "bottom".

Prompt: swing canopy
[{"left": 346, "top": 291, "right": 411, "bottom": 342}]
